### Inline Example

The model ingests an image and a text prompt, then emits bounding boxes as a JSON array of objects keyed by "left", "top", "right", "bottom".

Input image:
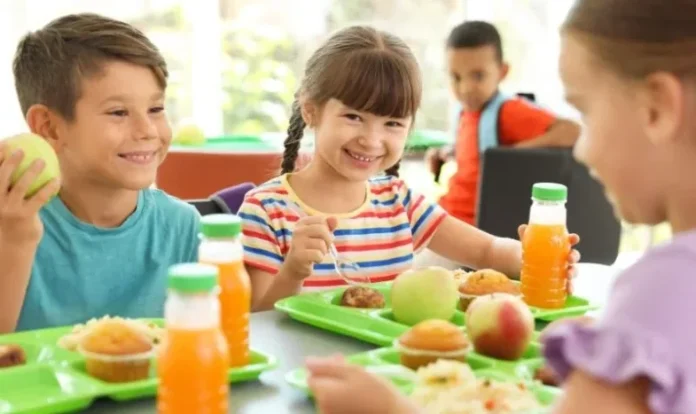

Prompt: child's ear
[
  {"left": 499, "top": 62, "right": 510, "bottom": 82},
  {"left": 25, "top": 104, "right": 63, "bottom": 151},
  {"left": 640, "top": 72, "right": 683, "bottom": 146},
  {"left": 300, "top": 99, "right": 317, "bottom": 128}
]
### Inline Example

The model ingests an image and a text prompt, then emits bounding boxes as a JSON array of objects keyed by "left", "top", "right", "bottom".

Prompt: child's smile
[
  {"left": 343, "top": 148, "right": 383, "bottom": 169},
  {"left": 117, "top": 150, "right": 160, "bottom": 166}
]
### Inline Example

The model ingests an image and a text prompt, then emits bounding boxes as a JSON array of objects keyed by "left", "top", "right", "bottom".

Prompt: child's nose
[
  {"left": 572, "top": 134, "right": 587, "bottom": 163},
  {"left": 358, "top": 128, "right": 382, "bottom": 148},
  {"left": 132, "top": 114, "right": 158, "bottom": 140},
  {"left": 458, "top": 79, "right": 476, "bottom": 96}
]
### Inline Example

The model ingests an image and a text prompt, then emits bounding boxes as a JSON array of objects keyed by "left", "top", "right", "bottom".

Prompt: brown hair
[
  {"left": 13, "top": 13, "right": 168, "bottom": 121},
  {"left": 562, "top": 0, "right": 696, "bottom": 79},
  {"left": 280, "top": 25, "right": 422, "bottom": 177}
]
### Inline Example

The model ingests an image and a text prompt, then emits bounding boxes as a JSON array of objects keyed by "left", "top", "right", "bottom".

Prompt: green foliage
[{"left": 221, "top": 25, "right": 299, "bottom": 134}]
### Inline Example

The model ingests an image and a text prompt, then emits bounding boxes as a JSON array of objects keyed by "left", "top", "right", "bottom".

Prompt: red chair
[{"left": 157, "top": 150, "right": 310, "bottom": 199}]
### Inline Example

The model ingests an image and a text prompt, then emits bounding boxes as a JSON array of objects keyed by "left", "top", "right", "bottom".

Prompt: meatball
[
  {"left": 533, "top": 364, "right": 560, "bottom": 387},
  {"left": 0, "top": 344, "right": 26, "bottom": 369},
  {"left": 340, "top": 286, "right": 385, "bottom": 309}
]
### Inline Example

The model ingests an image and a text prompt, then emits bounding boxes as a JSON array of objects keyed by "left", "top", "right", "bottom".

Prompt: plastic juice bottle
[
  {"left": 199, "top": 214, "right": 251, "bottom": 368},
  {"left": 520, "top": 183, "right": 571, "bottom": 309},
  {"left": 157, "top": 263, "right": 229, "bottom": 414}
]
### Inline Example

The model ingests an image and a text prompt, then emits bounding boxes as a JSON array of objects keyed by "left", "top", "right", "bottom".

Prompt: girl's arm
[
  {"left": 555, "top": 370, "right": 652, "bottom": 414},
  {"left": 248, "top": 266, "right": 304, "bottom": 312},
  {"left": 427, "top": 215, "right": 522, "bottom": 277}
]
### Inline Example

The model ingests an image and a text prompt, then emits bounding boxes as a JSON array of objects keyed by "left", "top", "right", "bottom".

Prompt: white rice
[{"left": 411, "top": 360, "right": 543, "bottom": 414}]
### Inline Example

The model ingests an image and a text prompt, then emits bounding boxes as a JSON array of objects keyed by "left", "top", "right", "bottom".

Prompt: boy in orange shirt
[{"left": 428, "top": 21, "right": 580, "bottom": 226}]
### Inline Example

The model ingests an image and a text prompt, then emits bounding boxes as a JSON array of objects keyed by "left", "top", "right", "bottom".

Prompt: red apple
[{"left": 465, "top": 293, "right": 534, "bottom": 360}]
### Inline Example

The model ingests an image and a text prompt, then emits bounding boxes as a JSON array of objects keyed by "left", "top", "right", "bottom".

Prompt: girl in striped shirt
[{"left": 239, "top": 25, "right": 579, "bottom": 311}]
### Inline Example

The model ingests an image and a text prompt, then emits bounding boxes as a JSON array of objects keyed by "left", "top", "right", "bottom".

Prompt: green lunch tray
[
  {"left": 0, "top": 320, "right": 277, "bottom": 414},
  {"left": 275, "top": 283, "right": 597, "bottom": 347},
  {"left": 286, "top": 346, "right": 559, "bottom": 413},
  {"left": 171, "top": 134, "right": 278, "bottom": 151},
  {"left": 405, "top": 129, "right": 451, "bottom": 151}
]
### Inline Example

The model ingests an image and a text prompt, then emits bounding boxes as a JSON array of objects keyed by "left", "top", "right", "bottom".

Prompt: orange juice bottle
[
  {"left": 157, "top": 263, "right": 229, "bottom": 414},
  {"left": 199, "top": 214, "right": 251, "bottom": 368},
  {"left": 520, "top": 183, "right": 571, "bottom": 309}
]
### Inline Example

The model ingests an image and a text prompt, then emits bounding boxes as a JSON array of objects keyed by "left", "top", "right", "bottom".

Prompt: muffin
[
  {"left": 0, "top": 344, "right": 26, "bottom": 369},
  {"left": 340, "top": 286, "right": 386, "bottom": 309},
  {"left": 458, "top": 269, "right": 519, "bottom": 311},
  {"left": 394, "top": 320, "right": 470, "bottom": 370},
  {"left": 78, "top": 319, "right": 154, "bottom": 383}
]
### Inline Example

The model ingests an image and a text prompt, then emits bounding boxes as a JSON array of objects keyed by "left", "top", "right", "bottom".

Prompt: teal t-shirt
[{"left": 16, "top": 189, "right": 201, "bottom": 331}]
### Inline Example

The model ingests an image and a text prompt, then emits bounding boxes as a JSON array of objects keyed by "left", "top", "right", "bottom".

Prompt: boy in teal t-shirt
[{"left": 0, "top": 13, "right": 200, "bottom": 332}]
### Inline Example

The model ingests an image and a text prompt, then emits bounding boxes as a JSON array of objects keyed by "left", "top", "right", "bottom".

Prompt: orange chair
[{"left": 156, "top": 150, "right": 310, "bottom": 199}]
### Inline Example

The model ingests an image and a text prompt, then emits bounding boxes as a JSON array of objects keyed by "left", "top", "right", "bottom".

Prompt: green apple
[
  {"left": 390, "top": 266, "right": 458, "bottom": 326},
  {"left": 465, "top": 293, "right": 534, "bottom": 361},
  {"left": 173, "top": 123, "right": 206, "bottom": 146},
  {"left": 3, "top": 133, "right": 60, "bottom": 198}
]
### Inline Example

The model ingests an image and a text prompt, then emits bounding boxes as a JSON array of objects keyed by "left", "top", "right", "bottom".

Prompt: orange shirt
[{"left": 439, "top": 98, "right": 555, "bottom": 225}]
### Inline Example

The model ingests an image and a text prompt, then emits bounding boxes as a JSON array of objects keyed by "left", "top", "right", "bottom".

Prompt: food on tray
[
  {"left": 458, "top": 269, "right": 520, "bottom": 311},
  {"left": 410, "top": 359, "right": 543, "bottom": 414},
  {"left": 58, "top": 315, "right": 164, "bottom": 352},
  {"left": 533, "top": 364, "right": 560, "bottom": 387},
  {"left": 78, "top": 318, "right": 154, "bottom": 383},
  {"left": 391, "top": 267, "right": 459, "bottom": 326},
  {"left": 465, "top": 293, "right": 534, "bottom": 361},
  {"left": 452, "top": 269, "right": 471, "bottom": 285},
  {"left": 395, "top": 320, "right": 469, "bottom": 370},
  {"left": 0, "top": 344, "right": 26, "bottom": 369},
  {"left": 340, "top": 286, "right": 386, "bottom": 309}
]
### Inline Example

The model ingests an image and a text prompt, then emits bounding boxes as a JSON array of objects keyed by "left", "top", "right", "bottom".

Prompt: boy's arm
[
  {"left": 0, "top": 239, "right": 38, "bottom": 333},
  {"left": 499, "top": 100, "right": 581, "bottom": 149},
  {"left": 0, "top": 144, "right": 59, "bottom": 333},
  {"left": 514, "top": 118, "right": 581, "bottom": 148}
]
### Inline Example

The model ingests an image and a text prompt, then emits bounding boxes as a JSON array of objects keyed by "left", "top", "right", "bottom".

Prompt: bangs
[{"left": 316, "top": 49, "right": 421, "bottom": 118}]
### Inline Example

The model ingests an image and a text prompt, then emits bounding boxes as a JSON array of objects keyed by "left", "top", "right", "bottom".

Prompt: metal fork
[
  {"left": 288, "top": 201, "right": 370, "bottom": 285},
  {"left": 328, "top": 243, "right": 370, "bottom": 286}
]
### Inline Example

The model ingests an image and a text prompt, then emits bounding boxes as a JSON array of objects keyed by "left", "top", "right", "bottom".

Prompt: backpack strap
[{"left": 478, "top": 91, "right": 512, "bottom": 154}]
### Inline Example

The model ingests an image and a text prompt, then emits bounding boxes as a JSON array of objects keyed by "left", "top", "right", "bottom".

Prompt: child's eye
[
  {"left": 107, "top": 110, "right": 128, "bottom": 117},
  {"left": 386, "top": 121, "right": 405, "bottom": 128},
  {"left": 344, "top": 113, "right": 362, "bottom": 122},
  {"left": 150, "top": 106, "right": 165, "bottom": 114},
  {"left": 473, "top": 72, "right": 485, "bottom": 81}
]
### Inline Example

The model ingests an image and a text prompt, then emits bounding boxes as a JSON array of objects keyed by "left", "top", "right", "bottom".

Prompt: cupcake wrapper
[{"left": 78, "top": 345, "right": 153, "bottom": 383}]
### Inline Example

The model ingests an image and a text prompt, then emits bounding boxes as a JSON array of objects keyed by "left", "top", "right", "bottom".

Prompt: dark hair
[
  {"left": 13, "top": 13, "right": 167, "bottom": 121},
  {"left": 446, "top": 21, "right": 503, "bottom": 62},
  {"left": 562, "top": 0, "right": 696, "bottom": 79},
  {"left": 281, "top": 25, "right": 422, "bottom": 177}
]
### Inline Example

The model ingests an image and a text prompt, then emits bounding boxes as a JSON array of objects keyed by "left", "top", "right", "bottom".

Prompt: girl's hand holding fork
[{"left": 283, "top": 216, "right": 338, "bottom": 280}]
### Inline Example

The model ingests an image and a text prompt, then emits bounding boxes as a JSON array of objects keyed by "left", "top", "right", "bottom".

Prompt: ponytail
[{"left": 281, "top": 99, "right": 306, "bottom": 174}]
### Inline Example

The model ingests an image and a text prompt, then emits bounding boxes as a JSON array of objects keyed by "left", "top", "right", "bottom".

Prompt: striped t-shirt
[{"left": 239, "top": 174, "right": 447, "bottom": 288}]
